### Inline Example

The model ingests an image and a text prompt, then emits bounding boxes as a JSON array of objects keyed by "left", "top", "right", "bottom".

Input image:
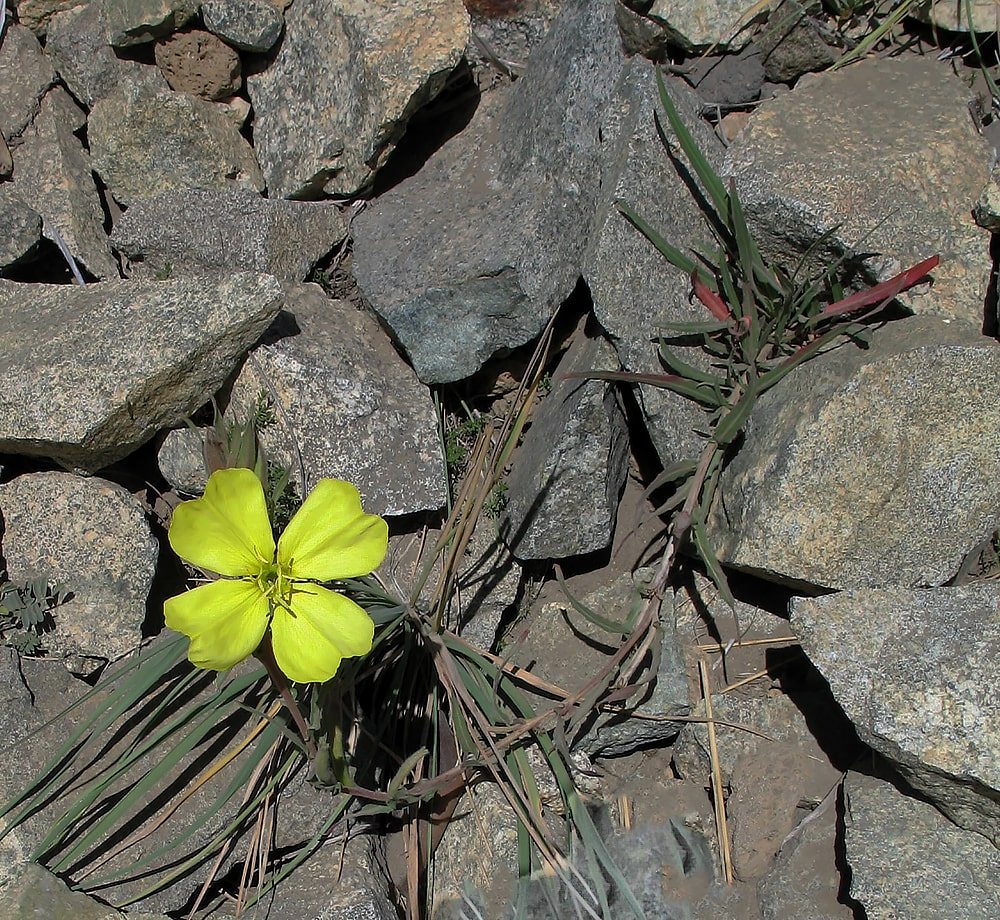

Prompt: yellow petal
[
  {"left": 270, "top": 584, "right": 374, "bottom": 683},
  {"left": 169, "top": 468, "right": 275, "bottom": 576},
  {"left": 164, "top": 579, "right": 269, "bottom": 671},
  {"left": 277, "top": 479, "right": 387, "bottom": 582}
]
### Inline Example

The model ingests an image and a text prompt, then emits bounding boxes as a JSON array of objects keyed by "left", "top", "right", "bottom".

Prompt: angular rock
[
  {"left": 709, "top": 317, "right": 1000, "bottom": 590},
  {"left": 46, "top": 3, "right": 167, "bottom": 108},
  {"left": 758, "top": 796, "right": 853, "bottom": 920},
  {"left": 755, "top": 0, "right": 838, "bottom": 83},
  {"left": 12, "top": 88, "right": 119, "bottom": 279},
  {"left": 0, "top": 862, "right": 162, "bottom": 919},
  {"left": 514, "top": 569, "right": 689, "bottom": 756},
  {"left": 791, "top": 584, "right": 1000, "bottom": 846},
  {"left": 353, "top": 0, "right": 629, "bottom": 383},
  {"left": 430, "top": 782, "right": 518, "bottom": 917},
  {"left": 89, "top": 80, "right": 264, "bottom": 207},
  {"left": 227, "top": 283, "right": 447, "bottom": 516},
  {"left": 844, "top": 772, "right": 1000, "bottom": 919},
  {"left": 156, "top": 426, "right": 208, "bottom": 494},
  {"left": 0, "top": 472, "right": 157, "bottom": 663},
  {"left": 583, "top": 65, "right": 721, "bottom": 468},
  {"left": 646, "top": 0, "right": 755, "bottom": 51},
  {"left": 0, "top": 273, "right": 282, "bottom": 469},
  {"left": 724, "top": 56, "right": 992, "bottom": 327},
  {"left": 202, "top": 0, "right": 285, "bottom": 52},
  {"left": 0, "top": 189, "right": 43, "bottom": 269},
  {"left": 103, "top": 0, "right": 200, "bottom": 47},
  {"left": 0, "top": 24, "right": 56, "bottom": 143},
  {"left": 215, "top": 832, "right": 396, "bottom": 920},
  {"left": 503, "top": 320, "right": 629, "bottom": 560},
  {"left": 154, "top": 29, "right": 242, "bottom": 101},
  {"left": 464, "top": 0, "right": 564, "bottom": 71},
  {"left": 383, "top": 516, "right": 523, "bottom": 651},
  {"left": 111, "top": 188, "right": 347, "bottom": 282},
  {"left": 246, "top": 0, "right": 470, "bottom": 198},
  {"left": 913, "top": 0, "right": 1000, "bottom": 32},
  {"left": 9, "top": 0, "right": 82, "bottom": 35},
  {"left": 686, "top": 47, "right": 765, "bottom": 107}
]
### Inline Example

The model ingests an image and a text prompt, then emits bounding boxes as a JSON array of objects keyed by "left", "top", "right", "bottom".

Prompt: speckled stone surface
[
  {"left": 844, "top": 772, "right": 1000, "bottom": 919},
  {"left": 228, "top": 283, "right": 447, "bottom": 516},
  {"left": 583, "top": 63, "right": 720, "bottom": 469},
  {"left": 89, "top": 79, "right": 263, "bottom": 207},
  {"left": 46, "top": 3, "right": 167, "bottom": 108},
  {"left": 0, "top": 189, "right": 43, "bottom": 270},
  {"left": 12, "top": 88, "right": 118, "bottom": 278},
  {"left": 103, "top": 0, "right": 199, "bottom": 47},
  {"left": 202, "top": 0, "right": 285, "bottom": 52},
  {"left": 0, "top": 472, "right": 157, "bottom": 663},
  {"left": 503, "top": 319, "right": 629, "bottom": 560},
  {"left": 708, "top": 317, "right": 1000, "bottom": 590},
  {"left": 647, "top": 0, "right": 755, "bottom": 51},
  {"left": 111, "top": 188, "right": 347, "bottom": 282},
  {"left": 724, "top": 56, "right": 992, "bottom": 327},
  {"left": 0, "top": 25, "right": 56, "bottom": 143},
  {"left": 246, "top": 0, "right": 469, "bottom": 197},
  {"left": 792, "top": 584, "right": 1000, "bottom": 846},
  {"left": 0, "top": 273, "right": 282, "bottom": 469},
  {"left": 353, "top": 0, "right": 630, "bottom": 384}
]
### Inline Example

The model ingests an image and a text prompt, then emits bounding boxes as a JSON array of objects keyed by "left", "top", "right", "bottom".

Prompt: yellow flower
[{"left": 164, "top": 468, "right": 388, "bottom": 684}]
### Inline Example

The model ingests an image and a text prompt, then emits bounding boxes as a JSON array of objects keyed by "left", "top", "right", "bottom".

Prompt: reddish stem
[{"left": 255, "top": 633, "right": 318, "bottom": 762}]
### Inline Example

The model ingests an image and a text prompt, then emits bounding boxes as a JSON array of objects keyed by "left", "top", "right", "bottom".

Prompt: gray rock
[
  {"left": 227, "top": 283, "right": 447, "bottom": 516},
  {"left": 709, "top": 317, "right": 1000, "bottom": 590},
  {"left": 0, "top": 472, "right": 157, "bottom": 663},
  {"left": 913, "top": 0, "right": 1000, "bottom": 32},
  {"left": 111, "top": 188, "right": 347, "bottom": 282},
  {"left": 464, "top": 0, "right": 564, "bottom": 72},
  {"left": 513, "top": 569, "right": 689, "bottom": 756},
  {"left": 0, "top": 188, "right": 43, "bottom": 269},
  {"left": 202, "top": 0, "right": 285, "bottom": 52},
  {"left": 672, "top": 690, "right": 849, "bottom": 798},
  {"left": 383, "top": 516, "right": 523, "bottom": 651},
  {"left": 0, "top": 862, "right": 130, "bottom": 919},
  {"left": 0, "top": 272, "right": 282, "bottom": 469},
  {"left": 102, "top": 0, "right": 200, "bottom": 47},
  {"left": 686, "top": 48, "right": 765, "bottom": 107},
  {"left": 843, "top": 772, "right": 1000, "bottom": 919},
  {"left": 11, "top": 88, "right": 119, "bottom": 279},
  {"left": 46, "top": 3, "right": 168, "bottom": 108},
  {"left": 353, "top": 0, "right": 630, "bottom": 384},
  {"left": 791, "top": 584, "right": 1000, "bottom": 846},
  {"left": 0, "top": 24, "right": 56, "bottom": 143},
  {"left": 89, "top": 79, "right": 264, "bottom": 207},
  {"left": 9, "top": 0, "right": 82, "bottom": 35},
  {"left": 758, "top": 796, "right": 853, "bottom": 920},
  {"left": 246, "top": 0, "right": 469, "bottom": 198},
  {"left": 583, "top": 66, "right": 721, "bottom": 468},
  {"left": 156, "top": 426, "right": 208, "bottom": 494},
  {"left": 215, "top": 831, "right": 396, "bottom": 920},
  {"left": 431, "top": 781, "right": 519, "bottom": 917},
  {"left": 503, "top": 320, "right": 629, "bottom": 560},
  {"left": 646, "top": 0, "right": 755, "bottom": 51},
  {"left": 755, "top": 0, "right": 838, "bottom": 84},
  {"left": 724, "top": 56, "right": 992, "bottom": 327}
]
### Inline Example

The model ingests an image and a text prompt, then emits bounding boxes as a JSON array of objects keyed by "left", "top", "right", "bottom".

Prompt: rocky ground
[{"left": 0, "top": 0, "right": 999, "bottom": 918}]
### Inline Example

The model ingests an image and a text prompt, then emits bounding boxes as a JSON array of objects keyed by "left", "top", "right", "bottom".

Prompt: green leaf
[
  {"left": 655, "top": 68, "right": 728, "bottom": 217},
  {"left": 691, "top": 520, "right": 736, "bottom": 611},
  {"left": 657, "top": 345, "right": 726, "bottom": 387},
  {"left": 616, "top": 200, "right": 708, "bottom": 282}
]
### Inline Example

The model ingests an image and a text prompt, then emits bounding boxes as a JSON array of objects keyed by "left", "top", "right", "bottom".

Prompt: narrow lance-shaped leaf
[
  {"left": 691, "top": 270, "right": 731, "bottom": 322},
  {"left": 819, "top": 255, "right": 939, "bottom": 319}
]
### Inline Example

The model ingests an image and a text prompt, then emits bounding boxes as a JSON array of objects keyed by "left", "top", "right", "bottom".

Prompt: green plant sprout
[
  {"left": 0, "top": 575, "right": 68, "bottom": 655},
  {"left": 578, "top": 68, "right": 937, "bottom": 615}
]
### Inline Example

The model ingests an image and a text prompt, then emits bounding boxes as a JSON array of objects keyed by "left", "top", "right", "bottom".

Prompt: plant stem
[{"left": 255, "top": 633, "right": 318, "bottom": 761}]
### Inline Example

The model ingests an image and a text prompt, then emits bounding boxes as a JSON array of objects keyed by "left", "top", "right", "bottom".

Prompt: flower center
[{"left": 255, "top": 561, "right": 296, "bottom": 616}]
